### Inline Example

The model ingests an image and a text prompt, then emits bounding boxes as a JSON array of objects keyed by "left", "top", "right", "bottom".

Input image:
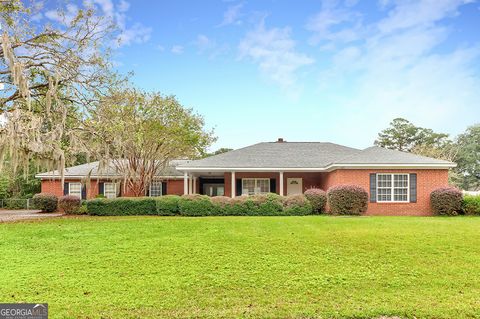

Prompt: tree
[
  {"left": 0, "top": 0, "right": 119, "bottom": 183},
  {"left": 454, "top": 124, "right": 480, "bottom": 190},
  {"left": 203, "top": 148, "right": 233, "bottom": 158},
  {"left": 374, "top": 118, "right": 449, "bottom": 151},
  {"left": 89, "top": 89, "right": 215, "bottom": 196}
]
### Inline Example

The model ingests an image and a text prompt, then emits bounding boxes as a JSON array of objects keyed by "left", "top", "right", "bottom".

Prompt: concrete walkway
[{"left": 0, "top": 209, "right": 63, "bottom": 222}]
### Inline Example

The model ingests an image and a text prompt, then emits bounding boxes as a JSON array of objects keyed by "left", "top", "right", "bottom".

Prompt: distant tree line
[{"left": 375, "top": 118, "right": 480, "bottom": 190}]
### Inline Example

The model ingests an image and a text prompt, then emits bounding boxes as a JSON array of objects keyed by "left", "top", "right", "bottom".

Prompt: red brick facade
[
  {"left": 40, "top": 168, "right": 449, "bottom": 215},
  {"left": 41, "top": 178, "right": 184, "bottom": 199}
]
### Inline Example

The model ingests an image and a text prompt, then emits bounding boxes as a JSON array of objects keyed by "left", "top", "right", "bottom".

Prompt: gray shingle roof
[
  {"left": 178, "top": 142, "right": 455, "bottom": 169},
  {"left": 335, "top": 146, "right": 454, "bottom": 165},
  {"left": 179, "top": 142, "right": 360, "bottom": 168},
  {"left": 36, "top": 160, "right": 190, "bottom": 178}
]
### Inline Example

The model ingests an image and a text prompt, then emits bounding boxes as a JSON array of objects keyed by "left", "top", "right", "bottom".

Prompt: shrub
[
  {"left": 283, "top": 194, "right": 313, "bottom": 215},
  {"left": 86, "top": 197, "right": 156, "bottom": 216},
  {"left": 58, "top": 195, "right": 82, "bottom": 214},
  {"left": 4, "top": 198, "right": 28, "bottom": 210},
  {"left": 32, "top": 193, "right": 58, "bottom": 212},
  {"left": 463, "top": 195, "right": 480, "bottom": 215},
  {"left": 211, "top": 196, "right": 233, "bottom": 215},
  {"left": 327, "top": 185, "right": 368, "bottom": 215},
  {"left": 178, "top": 195, "right": 214, "bottom": 216},
  {"left": 430, "top": 187, "right": 463, "bottom": 216},
  {"left": 304, "top": 188, "right": 327, "bottom": 214},
  {"left": 155, "top": 195, "right": 181, "bottom": 216},
  {"left": 221, "top": 193, "right": 285, "bottom": 216}
]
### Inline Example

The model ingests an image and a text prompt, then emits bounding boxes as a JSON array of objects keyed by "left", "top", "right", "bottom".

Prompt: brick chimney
[{"left": 277, "top": 138, "right": 285, "bottom": 143}]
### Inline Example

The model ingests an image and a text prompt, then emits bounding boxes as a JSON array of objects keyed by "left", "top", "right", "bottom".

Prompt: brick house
[{"left": 36, "top": 139, "right": 456, "bottom": 215}]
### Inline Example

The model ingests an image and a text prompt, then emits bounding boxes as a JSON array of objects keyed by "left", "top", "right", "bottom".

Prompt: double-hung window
[
  {"left": 377, "top": 173, "right": 409, "bottom": 202},
  {"left": 149, "top": 181, "right": 163, "bottom": 197},
  {"left": 242, "top": 178, "right": 270, "bottom": 195},
  {"left": 68, "top": 182, "right": 82, "bottom": 198},
  {"left": 104, "top": 183, "right": 117, "bottom": 199}
]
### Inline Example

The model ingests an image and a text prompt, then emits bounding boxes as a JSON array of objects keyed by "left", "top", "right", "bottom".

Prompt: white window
[
  {"left": 104, "top": 183, "right": 117, "bottom": 199},
  {"left": 69, "top": 182, "right": 82, "bottom": 198},
  {"left": 377, "top": 174, "right": 409, "bottom": 202},
  {"left": 149, "top": 181, "right": 163, "bottom": 197},
  {"left": 242, "top": 178, "right": 270, "bottom": 195}
]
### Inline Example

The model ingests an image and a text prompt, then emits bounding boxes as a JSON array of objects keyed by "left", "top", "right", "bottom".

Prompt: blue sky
[{"left": 42, "top": 0, "right": 480, "bottom": 151}]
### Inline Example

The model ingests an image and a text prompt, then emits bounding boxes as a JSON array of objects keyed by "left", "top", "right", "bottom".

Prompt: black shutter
[
  {"left": 63, "top": 182, "right": 69, "bottom": 196},
  {"left": 118, "top": 182, "right": 122, "bottom": 197},
  {"left": 162, "top": 182, "right": 167, "bottom": 195},
  {"left": 409, "top": 173, "right": 417, "bottom": 203},
  {"left": 146, "top": 183, "right": 150, "bottom": 197},
  {"left": 236, "top": 179, "right": 242, "bottom": 196},
  {"left": 369, "top": 173, "right": 376, "bottom": 203},
  {"left": 270, "top": 178, "right": 277, "bottom": 194},
  {"left": 81, "top": 184, "right": 87, "bottom": 200},
  {"left": 99, "top": 182, "right": 104, "bottom": 196}
]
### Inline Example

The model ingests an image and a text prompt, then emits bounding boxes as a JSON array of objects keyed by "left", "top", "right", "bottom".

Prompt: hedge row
[{"left": 85, "top": 193, "right": 316, "bottom": 216}]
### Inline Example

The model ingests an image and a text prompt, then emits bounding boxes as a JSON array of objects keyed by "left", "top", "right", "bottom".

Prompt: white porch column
[
  {"left": 279, "top": 171, "right": 284, "bottom": 196},
  {"left": 189, "top": 175, "right": 193, "bottom": 194},
  {"left": 231, "top": 171, "right": 236, "bottom": 198},
  {"left": 183, "top": 172, "right": 188, "bottom": 195},
  {"left": 193, "top": 177, "right": 197, "bottom": 194}
]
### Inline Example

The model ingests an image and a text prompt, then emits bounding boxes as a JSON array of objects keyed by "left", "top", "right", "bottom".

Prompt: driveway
[{"left": 0, "top": 209, "right": 63, "bottom": 222}]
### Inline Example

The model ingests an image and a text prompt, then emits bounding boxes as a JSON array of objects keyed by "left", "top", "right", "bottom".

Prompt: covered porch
[{"left": 181, "top": 171, "right": 329, "bottom": 197}]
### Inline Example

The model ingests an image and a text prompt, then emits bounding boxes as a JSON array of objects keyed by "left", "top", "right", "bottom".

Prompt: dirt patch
[{"left": 0, "top": 209, "right": 63, "bottom": 222}]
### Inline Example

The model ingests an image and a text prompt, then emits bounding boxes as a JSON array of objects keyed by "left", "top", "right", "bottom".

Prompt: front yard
[{"left": 0, "top": 216, "right": 479, "bottom": 318}]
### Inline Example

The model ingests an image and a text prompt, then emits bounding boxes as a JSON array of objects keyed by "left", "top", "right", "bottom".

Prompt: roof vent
[{"left": 277, "top": 138, "right": 285, "bottom": 143}]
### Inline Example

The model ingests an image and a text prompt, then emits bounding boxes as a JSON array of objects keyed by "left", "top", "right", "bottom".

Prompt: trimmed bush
[
  {"left": 210, "top": 196, "right": 233, "bottom": 215},
  {"left": 220, "top": 193, "right": 285, "bottom": 216},
  {"left": 304, "top": 188, "right": 327, "bottom": 214},
  {"left": 32, "top": 193, "right": 58, "bottom": 212},
  {"left": 463, "top": 195, "right": 480, "bottom": 215},
  {"left": 430, "top": 187, "right": 463, "bottom": 216},
  {"left": 283, "top": 194, "right": 313, "bottom": 215},
  {"left": 58, "top": 195, "right": 82, "bottom": 214},
  {"left": 327, "top": 185, "right": 368, "bottom": 215},
  {"left": 178, "top": 195, "right": 214, "bottom": 216},
  {"left": 86, "top": 197, "right": 156, "bottom": 216},
  {"left": 155, "top": 195, "right": 181, "bottom": 216}
]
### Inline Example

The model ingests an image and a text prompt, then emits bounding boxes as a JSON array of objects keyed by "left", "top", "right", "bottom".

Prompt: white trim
[
  {"left": 177, "top": 162, "right": 456, "bottom": 173},
  {"left": 183, "top": 172, "right": 188, "bottom": 195},
  {"left": 241, "top": 178, "right": 270, "bottom": 195},
  {"left": 279, "top": 172, "right": 284, "bottom": 196},
  {"left": 104, "top": 182, "right": 117, "bottom": 199},
  {"left": 149, "top": 181, "right": 163, "bottom": 197},
  {"left": 376, "top": 173, "right": 410, "bottom": 203},
  {"left": 231, "top": 171, "right": 235, "bottom": 198},
  {"left": 35, "top": 175, "right": 185, "bottom": 180},
  {"left": 68, "top": 182, "right": 82, "bottom": 198}
]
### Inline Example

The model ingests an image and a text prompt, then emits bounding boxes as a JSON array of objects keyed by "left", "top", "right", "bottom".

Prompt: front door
[{"left": 287, "top": 178, "right": 303, "bottom": 195}]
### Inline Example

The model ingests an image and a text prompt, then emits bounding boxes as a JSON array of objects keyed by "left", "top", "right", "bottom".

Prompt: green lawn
[{"left": 1, "top": 216, "right": 479, "bottom": 318}]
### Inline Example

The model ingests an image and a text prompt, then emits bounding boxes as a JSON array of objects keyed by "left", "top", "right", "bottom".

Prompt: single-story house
[{"left": 36, "top": 139, "right": 456, "bottom": 215}]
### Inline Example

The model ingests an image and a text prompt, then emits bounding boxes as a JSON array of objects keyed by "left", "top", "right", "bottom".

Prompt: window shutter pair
[{"left": 369, "top": 173, "right": 417, "bottom": 203}]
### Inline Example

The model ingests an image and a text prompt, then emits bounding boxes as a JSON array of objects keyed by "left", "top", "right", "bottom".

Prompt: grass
[{"left": 0, "top": 216, "right": 479, "bottom": 318}]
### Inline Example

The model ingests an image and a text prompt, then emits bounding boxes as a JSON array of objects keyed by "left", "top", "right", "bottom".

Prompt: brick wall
[
  {"left": 40, "top": 178, "right": 185, "bottom": 199},
  {"left": 323, "top": 169, "right": 449, "bottom": 216}
]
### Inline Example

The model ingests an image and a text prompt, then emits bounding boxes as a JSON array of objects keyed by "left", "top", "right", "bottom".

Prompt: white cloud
[
  {"left": 195, "top": 34, "right": 215, "bottom": 52},
  {"left": 45, "top": 0, "right": 152, "bottom": 47},
  {"left": 307, "top": 0, "right": 480, "bottom": 145},
  {"left": 239, "top": 20, "right": 314, "bottom": 93},
  {"left": 218, "top": 3, "right": 243, "bottom": 26},
  {"left": 171, "top": 45, "right": 184, "bottom": 54},
  {"left": 45, "top": 4, "right": 79, "bottom": 25}
]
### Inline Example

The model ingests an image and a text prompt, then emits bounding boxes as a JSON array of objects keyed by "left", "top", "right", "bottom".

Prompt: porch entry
[
  {"left": 199, "top": 177, "right": 225, "bottom": 196},
  {"left": 287, "top": 178, "right": 303, "bottom": 195}
]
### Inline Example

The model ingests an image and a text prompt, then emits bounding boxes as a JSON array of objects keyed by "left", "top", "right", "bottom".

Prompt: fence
[{"left": 0, "top": 198, "right": 34, "bottom": 210}]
